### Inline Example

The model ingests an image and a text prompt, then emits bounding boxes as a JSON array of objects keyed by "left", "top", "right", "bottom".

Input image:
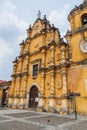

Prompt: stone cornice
[
  {"left": 48, "top": 65, "right": 56, "bottom": 70},
  {"left": 69, "top": 59, "right": 87, "bottom": 67},
  {"left": 39, "top": 67, "right": 48, "bottom": 71},
  {"left": 68, "top": 2, "right": 87, "bottom": 20},
  {"left": 65, "top": 24, "right": 87, "bottom": 36},
  {"left": 11, "top": 72, "right": 28, "bottom": 78}
]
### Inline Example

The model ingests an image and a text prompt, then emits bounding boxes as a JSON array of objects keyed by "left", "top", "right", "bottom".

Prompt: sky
[{"left": 0, "top": 0, "right": 82, "bottom": 81}]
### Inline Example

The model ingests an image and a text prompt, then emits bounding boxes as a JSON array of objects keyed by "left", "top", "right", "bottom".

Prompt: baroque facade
[{"left": 1, "top": 0, "right": 87, "bottom": 114}]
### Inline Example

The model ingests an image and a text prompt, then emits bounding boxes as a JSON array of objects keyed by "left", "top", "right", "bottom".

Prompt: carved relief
[
  {"left": 35, "top": 25, "right": 41, "bottom": 32},
  {"left": 47, "top": 58, "right": 51, "bottom": 64},
  {"left": 47, "top": 36, "right": 51, "bottom": 42},
  {"left": 56, "top": 53, "right": 61, "bottom": 61},
  {"left": 34, "top": 40, "right": 39, "bottom": 48},
  {"left": 33, "top": 25, "right": 41, "bottom": 36},
  {"left": 56, "top": 81, "right": 62, "bottom": 89},
  {"left": 46, "top": 82, "right": 50, "bottom": 90}
]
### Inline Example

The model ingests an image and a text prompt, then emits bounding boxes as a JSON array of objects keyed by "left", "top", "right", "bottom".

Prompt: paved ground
[{"left": 0, "top": 108, "right": 87, "bottom": 130}]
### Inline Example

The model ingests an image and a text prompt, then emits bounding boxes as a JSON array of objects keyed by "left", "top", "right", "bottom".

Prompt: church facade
[{"left": 1, "top": 0, "right": 87, "bottom": 114}]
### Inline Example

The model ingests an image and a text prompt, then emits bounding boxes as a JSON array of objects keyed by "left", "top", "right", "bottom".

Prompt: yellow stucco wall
[{"left": 7, "top": 1, "right": 87, "bottom": 114}]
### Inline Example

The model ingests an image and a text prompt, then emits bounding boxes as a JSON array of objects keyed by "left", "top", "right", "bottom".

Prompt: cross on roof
[{"left": 37, "top": 10, "right": 41, "bottom": 18}]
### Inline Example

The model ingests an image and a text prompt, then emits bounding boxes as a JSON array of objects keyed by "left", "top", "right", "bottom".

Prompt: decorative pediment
[{"left": 31, "top": 19, "right": 42, "bottom": 37}]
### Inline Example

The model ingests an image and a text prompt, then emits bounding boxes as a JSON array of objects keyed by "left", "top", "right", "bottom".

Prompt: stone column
[
  {"left": 48, "top": 70, "right": 55, "bottom": 112},
  {"left": 50, "top": 46, "right": 55, "bottom": 66},
  {"left": 66, "top": 37, "right": 72, "bottom": 64},
  {"left": 8, "top": 78, "right": 15, "bottom": 108},
  {"left": 15, "top": 76, "right": 21, "bottom": 108},
  {"left": 60, "top": 45, "right": 68, "bottom": 113},
  {"left": 38, "top": 71, "right": 45, "bottom": 111},
  {"left": 20, "top": 75, "right": 27, "bottom": 108},
  {"left": 61, "top": 47, "right": 66, "bottom": 64},
  {"left": 38, "top": 48, "right": 46, "bottom": 111},
  {"left": 41, "top": 49, "right": 46, "bottom": 68},
  {"left": 61, "top": 67, "right": 68, "bottom": 113},
  {"left": 50, "top": 70, "right": 55, "bottom": 95}
]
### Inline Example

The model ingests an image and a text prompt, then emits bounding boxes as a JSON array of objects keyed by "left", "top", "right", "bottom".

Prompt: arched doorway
[{"left": 29, "top": 86, "right": 38, "bottom": 108}]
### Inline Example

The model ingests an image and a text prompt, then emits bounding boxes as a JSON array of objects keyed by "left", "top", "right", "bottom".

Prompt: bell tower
[{"left": 65, "top": 1, "right": 87, "bottom": 62}]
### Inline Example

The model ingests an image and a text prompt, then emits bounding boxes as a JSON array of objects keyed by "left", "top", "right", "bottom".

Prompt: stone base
[
  {"left": 47, "top": 107, "right": 57, "bottom": 113},
  {"left": 37, "top": 106, "right": 45, "bottom": 112},
  {"left": 59, "top": 108, "right": 68, "bottom": 115},
  {"left": 11, "top": 104, "right": 17, "bottom": 109},
  {"left": 18, "top": 104, "right": 25, "bottom": 109},
  {"left": 37, "top": 95, "right": 45, "bottom": 112}
]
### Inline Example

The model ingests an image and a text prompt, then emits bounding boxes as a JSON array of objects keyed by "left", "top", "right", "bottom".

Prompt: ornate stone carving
[
  {"left": 46, "top": 82, "right": 50, "bottom": 90},
  {"left": 56, "top": 81, "right": 62, "bottom": 89},
  {"left": 47, "top": 58, "right": 51, "bottom": 64},
  {"left": 56, "top": 53, "right": 61, "bottom": 61},
  {"left": 34, "top": 40, "right": 39, "bottom": 48}
]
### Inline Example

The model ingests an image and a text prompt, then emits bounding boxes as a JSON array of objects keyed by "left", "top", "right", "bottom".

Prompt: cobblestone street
[{"left": 0, "top": 108, "right": 87, "bottom": 130}]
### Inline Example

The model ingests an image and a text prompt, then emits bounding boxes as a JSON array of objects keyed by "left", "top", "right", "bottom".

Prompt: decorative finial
[
  {"left": 29, "top": 24, "right": 31, "bottom": 31},
  {"left": 43, "top": 15, "right": 46, "bottom": 20},
  {"left": 37, "top": 10, "right": 41, "bottom": 18},
  {"left": 22, "top": 40, "right": 24, "bottom": 43},
  {"left": 52, "top": 24, "right": 54, "bottom": 28}
]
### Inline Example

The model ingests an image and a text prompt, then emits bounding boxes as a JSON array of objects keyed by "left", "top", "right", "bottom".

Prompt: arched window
[{"left": 81, "top": 13, "right": 87, "bottom": 25}]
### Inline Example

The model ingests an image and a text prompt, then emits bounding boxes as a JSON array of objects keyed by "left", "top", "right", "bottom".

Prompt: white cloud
[
  {"left": 48, "top": 4, "right": 70, "bottom": 36},
  {"left": 0, "top": 0, "right": 28, "bottom": 80}
]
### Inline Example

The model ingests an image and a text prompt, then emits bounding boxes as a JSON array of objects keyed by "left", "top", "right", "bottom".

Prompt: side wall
[{"left": 68, "top": 65, "right": 87, "bottom": 114}]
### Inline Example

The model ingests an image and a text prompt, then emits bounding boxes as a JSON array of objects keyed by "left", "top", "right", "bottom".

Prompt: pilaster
[
  {"left": 50, "top": 45, "right": 55, "bottom": 66},
  {"left": 60, "top": 43, "right": 68, "bottom": 114},
  {"left": 19, "top": 74, "right": 27, "bottom": 108},
  {"left": 48, "top": 70, "right": 56, "bottom": 112}
]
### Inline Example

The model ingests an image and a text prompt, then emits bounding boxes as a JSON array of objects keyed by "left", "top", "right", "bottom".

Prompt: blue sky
[{"left": 0, "top": 0, "right": 82, "bottom": 80}]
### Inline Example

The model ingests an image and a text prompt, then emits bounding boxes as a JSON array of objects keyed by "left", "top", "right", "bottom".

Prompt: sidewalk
[{"left": 0, "top": 108, "right": 87, "bottom": 130}]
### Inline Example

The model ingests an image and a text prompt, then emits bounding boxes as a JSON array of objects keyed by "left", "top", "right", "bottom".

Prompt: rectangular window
[{"left": 33, "top": 64, "right": 38, "bottom": 76}]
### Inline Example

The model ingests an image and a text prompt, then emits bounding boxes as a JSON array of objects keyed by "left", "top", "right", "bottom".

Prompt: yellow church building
[{"left": 1, "top": 0, "right": 87, "bottom": 115}]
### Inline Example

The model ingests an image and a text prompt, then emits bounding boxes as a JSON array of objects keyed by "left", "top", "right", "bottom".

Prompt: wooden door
[
  {"left": 1, "top": 89, "right": 7, "bottom": 107},
  {"left": 29, "top": 86, "right": 38, "bottom": 108}
]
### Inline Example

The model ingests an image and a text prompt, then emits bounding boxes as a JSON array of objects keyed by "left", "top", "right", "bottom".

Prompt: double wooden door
[{"left": 29, "top": 86, "right": 38, "bottom": 108}]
